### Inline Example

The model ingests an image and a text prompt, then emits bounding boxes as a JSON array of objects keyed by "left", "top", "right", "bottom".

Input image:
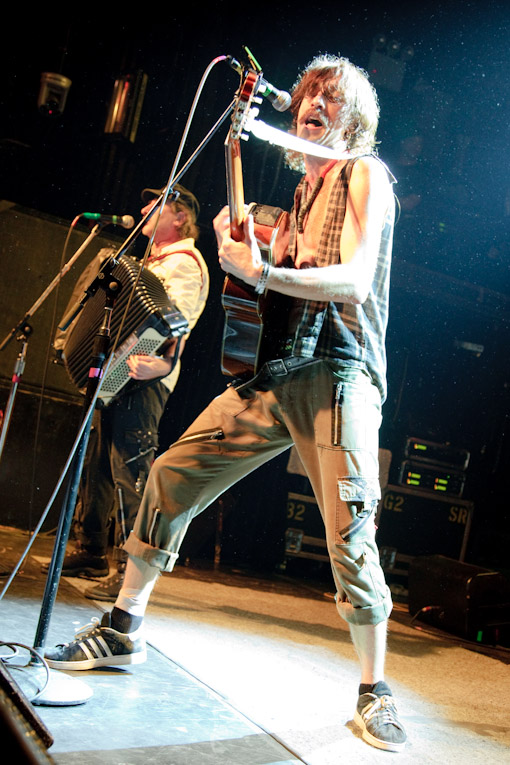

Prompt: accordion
[{"left": 63, "top": 254, "right": 188, "bottom": 406}]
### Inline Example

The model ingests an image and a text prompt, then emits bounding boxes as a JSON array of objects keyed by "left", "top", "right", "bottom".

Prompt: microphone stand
[
  {"left": 30, "top": 264, "right": 122, "bottom": 705},
  {"left": 0, "top": 94, "right": 236, "bottom": 707}
]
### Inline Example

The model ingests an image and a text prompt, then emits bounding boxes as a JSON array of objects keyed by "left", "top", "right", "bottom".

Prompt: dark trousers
[{"left": 74, "top": 381, "right": 170, "bottom": 561}]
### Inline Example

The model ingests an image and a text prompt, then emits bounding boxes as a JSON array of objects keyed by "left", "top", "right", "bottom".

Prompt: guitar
[{"left": 221, "top": 69, "right": 290, "bottom": 378}]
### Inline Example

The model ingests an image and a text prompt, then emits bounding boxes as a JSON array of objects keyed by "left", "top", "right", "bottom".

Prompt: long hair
[{"left": 286, "top": 54, "right": 380, "bottom": 172}]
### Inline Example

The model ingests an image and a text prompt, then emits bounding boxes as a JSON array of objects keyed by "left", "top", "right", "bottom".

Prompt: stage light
[
  {"left": 373, "top": 34, "right": 387, "bottom": 51},
  {"left": 387, "top": 40, "right": 402, "bottom": 58},
  {"left": 104, "top": 71, "right": 148, "bottom": 143},
  {"left": 38, "top": 72, "right": 72, "bottom": 117},
  {"left": 368, "top": 36, "right": 416, "bottom": 93}
]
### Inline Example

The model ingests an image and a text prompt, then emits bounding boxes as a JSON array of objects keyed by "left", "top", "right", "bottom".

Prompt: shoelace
[
  {"left": 59, "top": 617, "right": 102, "bottom": 647},
  {"left": 362, "top": 695, "right": 399, "bottom": 725}
]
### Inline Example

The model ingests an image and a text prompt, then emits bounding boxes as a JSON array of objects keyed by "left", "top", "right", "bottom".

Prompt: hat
[{"left": 141, "top": 184, "right": 200, "bottom": 222}]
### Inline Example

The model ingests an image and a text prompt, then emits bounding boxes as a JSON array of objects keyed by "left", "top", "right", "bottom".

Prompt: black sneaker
[
  {"left": 44, "top": 613, "right": 146, "bottom": 671},
  {"left": 354, "top": 686, "right": 407, "bottom": 752},
  {"left": 41, "top": 548, "right": 109, "bottom": 578},
  {"left": 84, "top": 572, "right": 124, "bottom": 602}
]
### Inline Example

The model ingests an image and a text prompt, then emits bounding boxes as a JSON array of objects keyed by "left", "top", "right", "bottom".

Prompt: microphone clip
[{"left": 225, "top": 49, "right": 291, "bottom": 113}]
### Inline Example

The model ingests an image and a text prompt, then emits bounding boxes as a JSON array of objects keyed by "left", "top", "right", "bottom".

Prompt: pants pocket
[
  {"left": 332, "top": 382, "right": 344, "bottom": 446},
  {"left": 337, "top": 476, "right": 380, "bottom": 543},
  {"left": 171, "top": 427, "right": 225, "bottom": 448}
]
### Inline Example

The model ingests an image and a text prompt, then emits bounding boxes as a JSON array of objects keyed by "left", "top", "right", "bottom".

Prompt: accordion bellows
[{"left": 63, "top": 255, "right": 188, "bottom": 405}]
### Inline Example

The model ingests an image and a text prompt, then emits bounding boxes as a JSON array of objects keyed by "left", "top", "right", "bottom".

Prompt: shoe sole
[
  {"left": 353, "top": 710, "right": 406, "bottom": 753},
  {"left": 41, "top": 567, "right": 109, "bottom": 578},
  {"left": 84, "top": 591, "right": 119, "bottom": 602},
  {"left": 63, "top": 570, "right": 110, "bottom": 578},
  {"left": 45, "top": 649, "right": 147, "bottom": 671}
]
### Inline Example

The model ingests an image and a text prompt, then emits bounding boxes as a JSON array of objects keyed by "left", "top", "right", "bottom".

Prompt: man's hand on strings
[{"left": 213, "top": 206, "right": 263, "bottom": 286}]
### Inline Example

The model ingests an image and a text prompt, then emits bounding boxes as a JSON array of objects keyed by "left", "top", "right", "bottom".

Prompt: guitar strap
[{"left": 234, "top": 356, "right": 322, "bottom": 394}]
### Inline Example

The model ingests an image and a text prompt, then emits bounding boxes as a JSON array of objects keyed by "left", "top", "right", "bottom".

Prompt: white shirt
[{"left": 147, "top": 238, "right": 209, "bottom": 391}]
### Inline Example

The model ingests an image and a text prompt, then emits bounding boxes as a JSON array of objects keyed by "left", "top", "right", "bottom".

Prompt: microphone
[
  {"left": 226, "top": 56, "right": 291, "bottom": 112},
  {"left": 256, "top": 77, "right": 291, "bottom": 113},
  {"left": 81, "top": 212, "right": 135, "bottom": 229}
]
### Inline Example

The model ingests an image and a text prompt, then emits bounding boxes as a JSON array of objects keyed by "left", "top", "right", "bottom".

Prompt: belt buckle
[{"left": 268, "top": 358, "right": 287, "bottom": 376}]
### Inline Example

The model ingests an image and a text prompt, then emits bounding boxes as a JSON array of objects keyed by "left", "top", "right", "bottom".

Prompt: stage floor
[{"left": 0, "top": 526, "right": 509, "bottom": 764}]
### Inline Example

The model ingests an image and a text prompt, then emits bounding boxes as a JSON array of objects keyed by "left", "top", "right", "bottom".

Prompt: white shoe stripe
[
  {"left": 79, "top": 640, "right": 95, "bottom": 661},
  {"left": 81, "top": 636, "right": 110, "bottom": 659},
  {"left": 95, "top": 635, "right": 113, "bottom": 657}
]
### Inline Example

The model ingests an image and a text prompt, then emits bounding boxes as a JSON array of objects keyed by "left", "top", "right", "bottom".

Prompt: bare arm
[{"left": 214, "top": 157, "right": 392, "bottom": 304}]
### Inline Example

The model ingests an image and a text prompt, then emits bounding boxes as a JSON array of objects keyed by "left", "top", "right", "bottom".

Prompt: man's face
[
  {"left": 296, "top": 77, "right": 346, "bottom": 150},
  {"left": 141, "top": 200, "right": 183, "bottom": 244}
]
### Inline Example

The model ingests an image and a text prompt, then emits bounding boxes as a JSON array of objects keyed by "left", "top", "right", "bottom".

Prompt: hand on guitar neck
[{"left": 213, "top": 205, "right": 264, "bottom": 288}]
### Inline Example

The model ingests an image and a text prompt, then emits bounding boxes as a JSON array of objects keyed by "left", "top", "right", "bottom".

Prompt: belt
[{"left": 234, "top": 356, "right": 321, "bottom": 393}]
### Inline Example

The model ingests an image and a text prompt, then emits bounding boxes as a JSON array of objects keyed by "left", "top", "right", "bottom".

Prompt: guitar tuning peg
[
  {"left": 254, "top": 96, "right": 263, "bottom": 104},
  {"left": 244, "top": 107, "right": 259, "bottom": 135},
  {"left": 241, "top": 133, "right": 250, "bottom": 141}
]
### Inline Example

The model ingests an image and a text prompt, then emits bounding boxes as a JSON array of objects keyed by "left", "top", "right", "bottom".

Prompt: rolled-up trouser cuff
[
  {"left": 123, "top": 531, "right": 179, "bottom": 572},
  {"left": 336, "top": 585, "right": 393, "bottom": 626}
]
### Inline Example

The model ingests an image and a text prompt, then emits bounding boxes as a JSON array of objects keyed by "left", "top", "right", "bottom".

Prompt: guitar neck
[{"left": 225, "top": 138, "right": 245, "bottom": 242}]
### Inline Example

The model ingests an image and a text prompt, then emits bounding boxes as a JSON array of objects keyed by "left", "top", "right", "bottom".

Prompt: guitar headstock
[{"left": 228, "top": 68, "right": 261, "bottom": 144}]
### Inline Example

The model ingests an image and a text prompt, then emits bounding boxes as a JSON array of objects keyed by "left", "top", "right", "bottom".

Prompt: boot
[
  {"left": 41, "top": 545, "right": 109, "bottom": 578},
  {"left": 84, "top": 561, "right": 126, "bottom": 602}
]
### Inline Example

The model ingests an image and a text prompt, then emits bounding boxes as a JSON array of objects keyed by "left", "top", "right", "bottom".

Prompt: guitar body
[{"left": 221, "top": 204, "right": 291, "bottom": 377}]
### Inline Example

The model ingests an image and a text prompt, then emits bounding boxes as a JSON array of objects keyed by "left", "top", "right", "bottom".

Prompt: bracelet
[{"left": 254, "top": 262, "right": 270, "bottom": 295}]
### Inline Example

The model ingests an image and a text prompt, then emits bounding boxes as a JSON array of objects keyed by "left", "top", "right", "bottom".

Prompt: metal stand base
[{"left": 32, "top": 669, "right": 93, "bottom": 707}]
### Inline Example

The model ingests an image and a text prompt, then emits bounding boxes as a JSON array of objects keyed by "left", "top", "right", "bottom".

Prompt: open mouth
[
  {"left": 302, "top": 110, "right": 325, "bottom": 131},
  {"left": 306, "top": 117, "right": 323, "bottom": 128}
]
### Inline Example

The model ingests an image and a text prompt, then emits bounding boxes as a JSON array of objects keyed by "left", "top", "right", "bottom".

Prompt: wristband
[{"left": 254, "top": 262, "right": 270, "bottom": 295}]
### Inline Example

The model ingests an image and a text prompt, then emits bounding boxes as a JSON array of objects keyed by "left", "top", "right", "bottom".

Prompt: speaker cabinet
[
  {"left": 0, "top": 387, "right": 83, "bottom": 531},
  {"left": 0, "top": 202, "right": 123, "bottom": 533},
  {"left": 0, "top": 200, "right": 121, "bottom": 395},
  {"left": 408, "top": 555, "right": 510, "bottom": 643},
  {"left": 376, "top": 484, "right": 473, "bottom": 560}
]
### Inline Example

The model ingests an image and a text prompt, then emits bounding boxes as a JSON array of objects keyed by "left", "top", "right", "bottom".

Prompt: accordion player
[{"left": 56, "top": 250, "right": 189, "bottom": 406}]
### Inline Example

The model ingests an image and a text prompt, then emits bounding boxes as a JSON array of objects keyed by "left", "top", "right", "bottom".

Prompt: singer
[
  {"left": 44, "top": 184, "right": 209, "bottom": 600},
  {"left": 46, "top": 55, "right": 406, "bottom": 753}
]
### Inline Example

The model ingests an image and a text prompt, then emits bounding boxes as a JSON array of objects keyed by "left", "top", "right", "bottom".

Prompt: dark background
[{"left": 0, "top": 2, "right": 509, "bottom": 575}]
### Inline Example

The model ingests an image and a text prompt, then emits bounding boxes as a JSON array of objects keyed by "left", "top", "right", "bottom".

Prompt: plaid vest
[{"left": 284, "top": 156, "right": 395, "bottom": 402}]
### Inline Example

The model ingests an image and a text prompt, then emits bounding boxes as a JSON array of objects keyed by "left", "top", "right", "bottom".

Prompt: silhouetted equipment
[
  {"left": 376, "top": 484, "right": 473, "bottom": 561},
  {"left": 104, "top": 71, "right": 148, "bottom": 143},
  {"left": 376, "top": 432, "right": 474, "bottom": 596},
  {"left": 408, "top": 555, "right": 510, "bottom": 644},
  {"left": 37, "top": 73, "right": 72, "bottom": 118},
  {"left": 398, "top": 437, "right": 470, "bottom": 497},
  {"left": 368, "top": 35, "right": 414, "bottom": 93},
  {"left": 0, "top": 660, "right": 54, "bottom": 763}
]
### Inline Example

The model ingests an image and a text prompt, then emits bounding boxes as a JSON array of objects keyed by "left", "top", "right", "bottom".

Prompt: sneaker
[
  {"left": 84, "top": 572, "right": 124, "bottom": 602},
  {"left": 44, "top": 613, "right": 146, "bottom": 671},
  {"left": 41, "top": 547, "right": 109, "bottom": 578},
  {"left": 354, "top": 686, "right": 407, "bottom": 752}
]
